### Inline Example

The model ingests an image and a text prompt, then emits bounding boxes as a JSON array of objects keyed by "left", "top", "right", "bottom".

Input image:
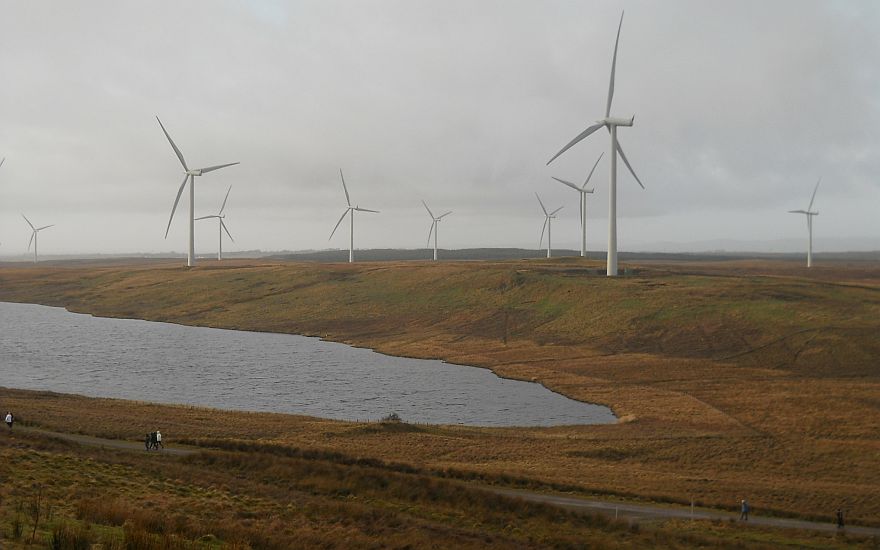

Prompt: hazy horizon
[{"left": 1, "top": 1, "right": 878, "bottom": 257}]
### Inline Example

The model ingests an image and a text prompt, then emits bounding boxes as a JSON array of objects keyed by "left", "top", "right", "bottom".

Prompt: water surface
[{"left": 0, "top": 302, "right": 615, "bottom": 427}]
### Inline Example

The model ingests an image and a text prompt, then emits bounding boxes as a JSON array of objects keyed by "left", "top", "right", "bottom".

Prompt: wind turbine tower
[
  {"left": 195, "top": 185, "right": 234, "bottom": 261},
  {"left": 157, "top": 117, "right": 239, "bottom": 267},
  {"left": 22, "top": 214, "right": 54, "bottom": 263},
  {"left": 547, "top": 11, "right": 645, "bottom": 276},
  {"left": 422, "top": 200, "right": 452, "bottom": 261},
  {"left": 536, "top": 193, "right": 563, "bottom": 259},
  {"left": 552, "top": 152, "right": 602, "bottom": 257},
  {"left": 329, "top": 170, "right": 379, "bottom": 262},
  {"left": 788, "top": 178, "right": 821, "bottom": 268}
]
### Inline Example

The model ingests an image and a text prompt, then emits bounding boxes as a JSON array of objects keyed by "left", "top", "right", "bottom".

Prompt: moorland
[{"left": 0, "top": 257, "right": 878, "bottom": 548}]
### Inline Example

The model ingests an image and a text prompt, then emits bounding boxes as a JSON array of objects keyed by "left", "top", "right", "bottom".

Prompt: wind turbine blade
[
  {"left": 355, "top": 207, "right": 379, "bottom": 213},
  {"left": 808, "top": 177, "right": 821, "bottom": 211},
  {"left": 606, "top": 11, "right": 624, "bottom": 118},
  {"left": 546, "top": 122, "right": 605, "bottom": 165},
  {"left": 550, "top": 206, "right": 564, "bottom": 216},
  {"left": 339, "top": 169, "right": 351, "bottom": 207},
  {"left": 27, "top": 232, "right": 35, "bottom": 251},
  {"left": 427, "top": 221, "right": 435, "bottom": 248},
  {"left": 535, "top": 193, "right": 548, "bottom": 215},
  {"left": 552, "top": 176, "right": 582, "bottom": 192},
  {"left": 438, "top": 211, "right": 452, "bottom": 219},
  {"left": 37, "top": 225, "right": 54, "bottom": 231},
  {"left": 164, "top": 175, "right": 189, "bottom": 238},
  {"left": 194, "top": 215, "right": 218, "bottom": 221},
  {"left": 156, "top": 116, "right": 189, "bottom": 171},
  {"left": 221, "top": 219, "right": 234, "bottom": 242},
  {"left": 21, "top": 214, "right": 35, "bottom": 231},
  {"left": 788, "top": 210, "right": 808, "bottom": 214},
  {"left": 539, "top": 217, "right": 548, "bottom": 250},
  {"left": 329, "top": 209, "right": 349, "bottom": 239},
  {"left": 219, "top": 185, "right": 232, "bottom": 214},
  {"left": 0, "top": 157, "right": 4, "bottom": 168},
  {"left": 421, "top": 200, "right": 434, "bottom": 218},
  {"left": 615, "top": 139, "right": 645, "bottom": 189},
  {"left": 199, "top": 162, "right": 239, "bottom": 174},
  {"left": 583, "top": 152, "right": 605, "bottom": 188}
]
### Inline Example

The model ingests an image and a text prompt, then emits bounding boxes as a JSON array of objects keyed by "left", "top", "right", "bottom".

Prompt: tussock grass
[{"left": 0, "top": 258, "right": 879, "bottom": 529}]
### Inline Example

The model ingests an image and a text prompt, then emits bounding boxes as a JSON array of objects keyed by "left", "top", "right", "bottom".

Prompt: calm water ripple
[{"left": 0, "top": 302, "right": 615, "bottom": 427}]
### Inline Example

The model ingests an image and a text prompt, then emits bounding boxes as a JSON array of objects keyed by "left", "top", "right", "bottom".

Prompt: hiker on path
[
  {"left": 836, "top": 508, "right": 845, "bottom": 529},
  {"left": 155, "top": 429, "right": 163, "bottom": 449},
  {"left": 144, "top": 433, "right": 152, "bottom": 450},
  {"left": 149, "top": 431, "right": 158, "bottom": 450},
  {"left": 5, "top": 412, "right": 12, "bottom": 430},
  {"left": 740, "top": 499, "right": 750, "bottom": 521}
]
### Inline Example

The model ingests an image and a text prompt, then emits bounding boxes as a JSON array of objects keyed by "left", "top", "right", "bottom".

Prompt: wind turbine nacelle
[
  {"left": 601, "top": 116, "right": 634, "bottom": 127},
  {"left": 186, "top": 169, "right": 202, "bottom": 176}
]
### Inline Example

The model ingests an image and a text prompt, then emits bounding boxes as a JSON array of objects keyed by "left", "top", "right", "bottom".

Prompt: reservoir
[{"left": 0, "top": 302, "right": 615, "bottom": 427}]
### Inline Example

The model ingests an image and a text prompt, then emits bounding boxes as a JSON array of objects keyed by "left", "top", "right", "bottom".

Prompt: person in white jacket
[{"left": 5, "top": 412, "right": 13, "bottom": 430}]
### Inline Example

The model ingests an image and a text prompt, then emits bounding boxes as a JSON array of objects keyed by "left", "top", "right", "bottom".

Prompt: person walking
[
  {"left": 836, "top": 508, "right": 845, "bottom": 529},
  {"left": 4, "top": 412, "right": 13, "bottom": 430},
  {"left": 740, "top": 499, "right": 750, "bottom": 521},
  {"left": 155, "top": 429, "right": 163, "bottom": 449},
  {"left": 144, "top": 433, "right": 152, "bottom": 451}
]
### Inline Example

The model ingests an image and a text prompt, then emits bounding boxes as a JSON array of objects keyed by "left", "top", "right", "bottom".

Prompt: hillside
[{"left": 0, "top": 257, "right": 879, "bottom": 526}]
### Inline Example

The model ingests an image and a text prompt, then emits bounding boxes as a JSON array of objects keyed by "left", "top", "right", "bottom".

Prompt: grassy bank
[
  {"left": 3, "top": 420, "right": 872, "bottom": 549},
  {"left": 0, "top": 257, "right": 878, "bottom": 528}
]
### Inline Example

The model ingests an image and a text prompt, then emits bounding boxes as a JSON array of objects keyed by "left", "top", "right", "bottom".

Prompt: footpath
[{"left": 16, "top": 426, "right": 880, "bottom": 538}]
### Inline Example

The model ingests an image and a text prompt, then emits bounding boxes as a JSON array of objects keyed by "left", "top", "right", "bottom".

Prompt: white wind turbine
[
  {"left": 329, "top": 170, "right": 379, "bottom": 263},
  {"left": 536, "top": 193, "right": 563, "bottom": 259},
  {"left": 22, "top": 214, "right": 54, "bottom": 263},
  {"left": 547, "top": 11, "right": 645, "bottom": 276},
  {"left": 552, "top": 152, "right": 603, "bottom": 258},
  {"left": 195, "top": 185, "right": 234, "bottom": 261},
  {"left": 788, "top": 178, "right": 821, "bottom": 268},
  {"left": 157, "top": 116, "right": 239, "bottom": 267},
  {"left": 422, "top": 200, "right": 452, "bottom": 261}
]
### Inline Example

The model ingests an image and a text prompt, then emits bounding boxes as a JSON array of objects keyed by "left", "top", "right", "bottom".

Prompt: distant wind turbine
[
  {"left": 157, "top": 116, "right": 239, "bottom": 267},
  {"left": 552, "top": 152, "right": 603, "bottom": 258},
  {"left": 788, "top": 178, "right": 821, "bottom": 268},
  {"left": 195, "top": 185, "right": 234, "bottom": 261},
  {"left": 547, "top": 11, "right": 645, "bottom": 276},
  {"left": 329, "top": 170, "right": 378, "bottom": 263},
  {"left": 422, "top": 200, "right": 452, "bottom": 261},
  {"left": 22, "top": 214, "right": 54, "bottom": 263},
  {"left": 536, "top": 193, "right": 563, "bottom": 259}
]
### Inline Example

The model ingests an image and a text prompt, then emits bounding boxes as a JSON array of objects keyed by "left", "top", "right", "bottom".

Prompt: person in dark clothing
[
  {"left": 149, "top": 431, "right": 158, "bottom": 450},
  {"left": 836, "top": 509, "right": 845, "bottom": 529},
  {"left": 740, "top": 499, "right": 750, "bottom": 521},
  {"left": 145, "top": 433, "right": 152, "bottom": 450}
]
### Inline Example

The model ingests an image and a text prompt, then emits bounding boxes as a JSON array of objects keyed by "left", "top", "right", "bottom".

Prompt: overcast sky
[{"left": 1, "top": 0, "right": 878, "bottom": 257}]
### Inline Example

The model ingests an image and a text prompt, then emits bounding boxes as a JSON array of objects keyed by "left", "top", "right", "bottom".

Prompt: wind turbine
[
  {"left": 547, "top": 11, "right": 645, "bottom": 276},
  {"left": 788, "top": 178, "right": 821, "bottom": 268},
  {"left": 536, "top": 193, "right": 563, "bottom": 259},
  {"left": 22, "top": 214, "right": 54, "bottom": 263},
  {"left": 422, "top": 200, "right": 452, "bottom": 261},
  {"left": 157, "top": 116, "right": 239, "bottom": 267},
  {"left": 329, "top": 170, "right": 379, "bottom": 262},
  {"left": 552, "top": 152, "right": 603, "bottom": 258},
  {"left": 195, "top": 185, "right": 234, "bottom": 261}
]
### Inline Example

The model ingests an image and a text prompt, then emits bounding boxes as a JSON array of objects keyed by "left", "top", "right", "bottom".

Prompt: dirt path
[{"left": 19, "top": 426, "right": 880, "bottom": 537}]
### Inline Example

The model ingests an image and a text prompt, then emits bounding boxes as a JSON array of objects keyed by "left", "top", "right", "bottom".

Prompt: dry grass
[
  {"left": 0, "top": 257, "right": 878, "bottom": 528},
  {"left": 3, "top": 428, "right": 851, "bottom": 549}
]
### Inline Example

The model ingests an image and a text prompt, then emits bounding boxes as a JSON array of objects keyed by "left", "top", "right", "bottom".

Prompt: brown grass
[{"left": 0, "top": 257, "right": 878, "bottom": 527}]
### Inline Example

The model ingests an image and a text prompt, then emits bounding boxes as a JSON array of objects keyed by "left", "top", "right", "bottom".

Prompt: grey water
[{"left": 0, "top": 302, "right": 615, "bottom": 427}]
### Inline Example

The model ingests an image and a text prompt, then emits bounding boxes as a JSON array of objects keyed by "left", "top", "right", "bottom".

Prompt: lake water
[{"left": 0, "top": 302, "right": 615, "bottom": 427}]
